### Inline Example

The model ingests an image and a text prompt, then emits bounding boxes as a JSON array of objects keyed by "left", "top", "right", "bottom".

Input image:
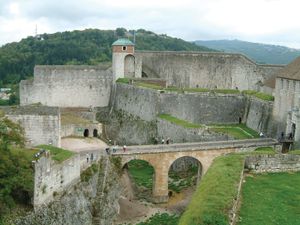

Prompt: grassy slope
[
  {"left": 157, "top": 113, "right": 259, "bottom": 139},
  {"left": 238, "top": 172, "right": 300, "bottom": 225},
  {"left": 242, "top": 90, "right": 274, "bottom": 101},
  {"left": 210, "top": 124, "right": 260, "bottom": 139},
  {"left": 179, "top": 154, "right": 245, "bottom": 225},
  {"left": 36, "top": 145, "right": 74, "bottom": 163},
  {"left": 136, "top": 213, "right": 179, "bottom": 225},
  {"left": 158, "top": 114, "right": 202, "bottom": 128}
]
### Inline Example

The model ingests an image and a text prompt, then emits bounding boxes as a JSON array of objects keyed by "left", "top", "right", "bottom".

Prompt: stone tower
[{"left": 112, "top": 38, "right": 135, "bottom": 81}]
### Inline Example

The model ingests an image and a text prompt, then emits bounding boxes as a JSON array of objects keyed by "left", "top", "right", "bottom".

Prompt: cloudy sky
[{"left": 1, "top": 0, "right": 300, "bottom": 48}]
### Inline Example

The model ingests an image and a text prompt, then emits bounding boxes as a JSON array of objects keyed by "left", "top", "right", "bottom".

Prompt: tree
[
  {"left": 0, "top": 113, "right": 31, "bottom": 219},
  {"left": 115, "top": 27, "right": 127, "bottom": 37}
]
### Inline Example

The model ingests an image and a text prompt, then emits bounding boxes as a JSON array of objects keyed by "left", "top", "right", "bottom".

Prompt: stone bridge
[{"left": 113, "top": 138, "right": 279, "bottom": 203}]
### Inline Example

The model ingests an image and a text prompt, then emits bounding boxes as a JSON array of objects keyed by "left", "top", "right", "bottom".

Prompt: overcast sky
[{"left": 1, "top": 0, "right": 300, "bottom": 48}]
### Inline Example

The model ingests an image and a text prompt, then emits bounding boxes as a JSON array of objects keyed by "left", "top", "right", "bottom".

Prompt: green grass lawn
[
  {"left": 136, "top": 82, "right": 163, "bottom": 90},
  {"left": 158, "top": 114, "right": 202, "bottom": 128},
  {"left": 158, "top": 113, "right": 259, "bottom": 139},
  {"left": 36, "top": 145, "right": 75, "bottom": 163},
  {"left": 179, "top": 154, "right": 245, "bottom": 225},
  {"left": 250, "top": 147, "right": 275, "bottom": 155},
  {"left": 238, "top": 172, "right": 300, "bottom": 225},
  {"left": 136, "top": 213, "right": 179, "bottom": 225},
  {"left": 210, "top": 123, "right": 259, "bottom": 139},
  {"left": 116, "top": 77, "right": 130, "bottom": 84},
  {"left": 242, "top": 90, "right": 274, "bottom": 101}
]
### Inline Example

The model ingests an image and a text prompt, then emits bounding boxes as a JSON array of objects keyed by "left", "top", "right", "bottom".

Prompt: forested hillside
[
  {"left": 194, "top": 39, "right": 300, "bottom": 65},
  {"left": 0, "top": 28, "right": 214, "bottom": 86}
]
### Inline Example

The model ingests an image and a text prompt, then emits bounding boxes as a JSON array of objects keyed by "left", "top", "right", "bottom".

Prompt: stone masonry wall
[
  {"left": 14, "top": 156, "right": 122, "bottom": 225},
  {"left": 245, "top": 154, "right": 300, "bottom": 173},
  {"left": 114, "top": 83, "right": 160, "bottom": 121},
  {"left": 115, "top": 83, "right": 246, "bottom": 124},
  {"left": 110, "top": 84, "right": 278, "bottom": 145},
  {"left": 160, "top": 92, "right": 246, "bottom": 125},
  {"left": 135, "top": 51, "right": 283, "bottom": 91},
  {"left": 33, "top": 154, "right": 81, "bottom": 207},
  {"left": 61, "top": 123, "right": 102, "bottom": 138},
  {"left": 20, "top": 65, "right": 113, "bottom": 107},
  {"left": 2, "top": 106, "right": 61, "bottom": 147},
  {"left": 245, "top": 97, "right": 275, "bottom": 137}
]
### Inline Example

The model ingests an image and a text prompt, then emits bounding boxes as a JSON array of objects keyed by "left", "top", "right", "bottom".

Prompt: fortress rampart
[
  {"left": 20, "top": 65, "right": 113, "bottom": 107},
  {"left": 135, "top": 51, "right": 283, "bottom": 90},
  {"left": 114, "top": 84, "right": 275, "bottom": 135},
  {"left": 2, "top": 106, "right": 61, "bottom": 147}
]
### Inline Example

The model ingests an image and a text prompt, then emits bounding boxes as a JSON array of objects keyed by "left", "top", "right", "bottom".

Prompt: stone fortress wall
[
  {"left": 1, "top": 106, "right": 61, "bottom": 147},
  {"left": 20, "top": 65, "right": 113, "bottom": 108},
  {"left": 245, "top": 154, "right": 300, "bottom": 173},
  {"left": 15, "top": 40, "right": 286, "bottom": 147},
  {"left": 134, "top": 51, "right": 283, "bottom": 91},
  {"left": 33, "top": 154, "right": 81, "bottom": 207},
  {"left": 114, "top": 83, "right": 275, "bottom": 138}
]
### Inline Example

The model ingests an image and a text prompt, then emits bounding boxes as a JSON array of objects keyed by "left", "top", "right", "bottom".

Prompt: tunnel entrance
[
  {"left": 93, "top": 129, "right": 98, "bottom": 137},
  {"left": 83, "top": 129, "right": 89, "bottom": 137}
]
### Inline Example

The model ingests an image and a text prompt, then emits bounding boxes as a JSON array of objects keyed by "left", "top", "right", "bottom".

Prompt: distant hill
[
  {"left": 0, "top": 28, "right": 214, "bottom": 86},
  {"left": 194, "top": 39, "right": 300, "bottom": 65}
]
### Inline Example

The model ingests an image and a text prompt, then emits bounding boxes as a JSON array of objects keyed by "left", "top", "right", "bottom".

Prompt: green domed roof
[{"left": 112, "top": 38, "right": 135, "bottom": 46}]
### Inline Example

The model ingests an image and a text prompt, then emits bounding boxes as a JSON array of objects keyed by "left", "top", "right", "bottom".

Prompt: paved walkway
[
  {"left": 113, "top": 138, "right": 279, "bottom": 155},
  {"left": 61, "top": 137, "right": 108, "bottom": 171},
  {"left": 61, "top": 137, "right": 108, "bottom": 152}
]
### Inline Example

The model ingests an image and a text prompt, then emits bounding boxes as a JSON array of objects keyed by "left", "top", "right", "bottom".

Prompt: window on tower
[{"left": 122, "top": 46, "right": 127, "bottom": 51}]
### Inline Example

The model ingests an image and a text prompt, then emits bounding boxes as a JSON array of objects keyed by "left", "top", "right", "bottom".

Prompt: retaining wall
[
  {"left": 34, "top": 154, "right": 81, "bottom": 207},
  {"left": 2, "top": 106, "right": 61, "bottom": 147},
  {"left": 115, "top": 83, "right": 246, "bottom": 124},
  {"left": 245, "top": 97, "right": 275, "bottom": 136},
  {"left": 245, "top": 154, "right": 300, "bottom": 173}
]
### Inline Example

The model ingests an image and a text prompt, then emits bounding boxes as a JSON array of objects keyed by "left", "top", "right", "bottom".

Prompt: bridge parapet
[{"left": 113, "top": 138, "right": 279, "bottom": 155}]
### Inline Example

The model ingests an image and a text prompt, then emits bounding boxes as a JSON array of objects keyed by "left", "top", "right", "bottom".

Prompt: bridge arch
[
  {"left": 168, "top": 156, "right": 203, "bottom": 196},
  {"left": 121, "top": 157, "right": 156, "bottom": 201}
]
